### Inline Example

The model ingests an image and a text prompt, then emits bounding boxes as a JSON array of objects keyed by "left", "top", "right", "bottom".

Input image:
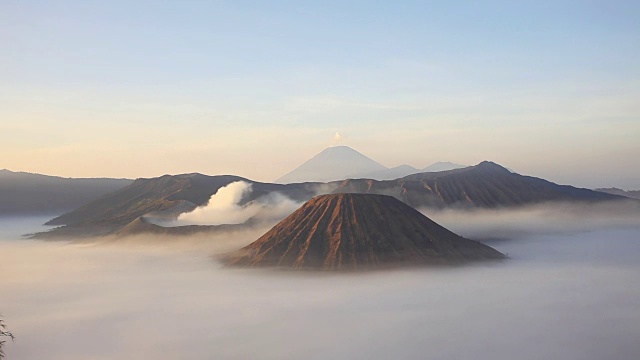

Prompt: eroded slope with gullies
[{"left": 225, "top": 193, "right": 504, "bottom": 270}]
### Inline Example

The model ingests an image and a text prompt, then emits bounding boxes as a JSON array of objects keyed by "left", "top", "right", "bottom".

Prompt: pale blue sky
[{"left": 1, "top": 1, "right": 639, "bottom": 188}]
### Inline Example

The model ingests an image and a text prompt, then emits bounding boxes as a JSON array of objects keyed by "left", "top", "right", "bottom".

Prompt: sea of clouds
[{"left": 1, "top": 203, "right": 640, "bottom": 360}]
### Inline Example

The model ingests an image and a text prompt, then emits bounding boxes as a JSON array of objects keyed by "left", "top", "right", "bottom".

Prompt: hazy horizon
[
  {"left": 1, "top": 144, "right": 639, "bottom": 190},
  {"left": 1, "top": 1, "right": 639, "bottom": 189}
]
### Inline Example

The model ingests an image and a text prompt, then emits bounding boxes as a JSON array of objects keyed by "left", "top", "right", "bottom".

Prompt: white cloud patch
[
  {"left": 331, "top": 131, "right": 344, "bottom": 146},
  {"left": 176, "top": 181, "right": 303, "bottom": 226}
]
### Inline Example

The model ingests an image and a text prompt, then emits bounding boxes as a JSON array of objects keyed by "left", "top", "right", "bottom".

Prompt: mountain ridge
[
  {"left": 334, "top": 161, "right": 620, "bottom": 209},
  {"left": 45, "top": 174, "right": 320, "bottom": 227},
  {"left": 595, "top": 187, "right": 640, "bottom": 200},
  {"left": 275, "top": 146, "right": 467, "bottom": 183},
  {"left": 34, "top": 160, "right": 628, "bottom": 239}
]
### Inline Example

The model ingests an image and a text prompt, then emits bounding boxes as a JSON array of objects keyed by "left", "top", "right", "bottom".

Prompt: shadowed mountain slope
[
  {"left": 332, "top": 161, "right": 623, "bottom": 209},
  {"left": 224, "top": 193, "right": 504, "bottom": 270},
  {"left": 46, "top": 173, "right": 319, "bottom": 227}
]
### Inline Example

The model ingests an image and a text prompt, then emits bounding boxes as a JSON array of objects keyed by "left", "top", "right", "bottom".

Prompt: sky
[{"left": 1, "top": 1, "right": 639, "bottom": 189}]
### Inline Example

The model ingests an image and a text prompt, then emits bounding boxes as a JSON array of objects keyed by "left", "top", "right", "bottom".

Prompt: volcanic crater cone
[{"left": 224, "top": 193, "right": 504, "bottom": 270}]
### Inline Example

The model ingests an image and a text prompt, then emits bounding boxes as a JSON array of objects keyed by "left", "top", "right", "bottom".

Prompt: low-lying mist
[
  {"left": 425, "top": 200, "right": 640, "bottom": 240},
  {"left": 2, "top": 202, "right": 640, "bottom": 360}
]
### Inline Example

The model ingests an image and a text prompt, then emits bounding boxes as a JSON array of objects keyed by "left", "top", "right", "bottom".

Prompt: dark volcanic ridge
[
  {"left": 224, "top": 193, "right": 505, "bottom": 270},
  {"left": 34, "top": 160, "right": 630, "bottom": 239}
]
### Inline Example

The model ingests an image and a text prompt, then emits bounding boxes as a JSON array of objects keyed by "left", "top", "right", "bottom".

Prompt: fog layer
[
  {"left": 425, "top": 200, "right": 640, "bottom": 240},
  {"left": 1, "top": 207, "right": 640, "bottom": 360}
]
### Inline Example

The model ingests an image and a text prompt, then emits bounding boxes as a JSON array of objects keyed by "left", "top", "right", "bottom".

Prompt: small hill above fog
[
  {"left": 224, "top": 193, "right": 504, "bottom": 270},
  {"left": 114, "top": 216, "right": 251, "bottom": 238},
  {"left": 0, "top": 169, "right": 132, "bottom": 215},
  {"left": 276, "top": 146, "right": 388, "bottom": 183}
]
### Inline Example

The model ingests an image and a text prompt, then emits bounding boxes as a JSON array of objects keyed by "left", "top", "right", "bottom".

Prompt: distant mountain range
[
  {"left": 35, "top": 160, "right": 626, "bottom": 239},
  {"left": 276, "top": 146, "right": 387, "bottom": 183},
  {"left": 0, "top": 147, "right": 465, "bottom": 218},
  {"left": 0, "top": 169, "right": 132, "bottom": 215},
  {"left": 422, "top": 161, "right": 467, "bottom": 173},
  {"left": 595, "top": 188, "right": 640, "bottom": 200},
  {"left": 276, "top": 145, "right": 466, "bottom": 183},
  {"left": 360, "top": 162, "right": 468, "bottom": 181}
]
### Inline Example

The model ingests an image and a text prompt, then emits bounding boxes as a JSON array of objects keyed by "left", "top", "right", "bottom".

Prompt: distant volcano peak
[
  {"left": 224, "top": 193, "right": 504, "bottom": 270},
  {"left": 276, "top": 146, "right": 387, "bottom": 184}
]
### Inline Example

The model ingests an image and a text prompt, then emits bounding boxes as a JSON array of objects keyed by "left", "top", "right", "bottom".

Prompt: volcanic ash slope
[{"left": 224, "top": 193, "right": 504, "bottom": 270}]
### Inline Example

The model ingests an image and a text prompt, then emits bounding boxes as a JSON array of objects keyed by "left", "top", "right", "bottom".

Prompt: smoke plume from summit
[{"left": 176, "top": 181, "right": 302, "bottom": 226}]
